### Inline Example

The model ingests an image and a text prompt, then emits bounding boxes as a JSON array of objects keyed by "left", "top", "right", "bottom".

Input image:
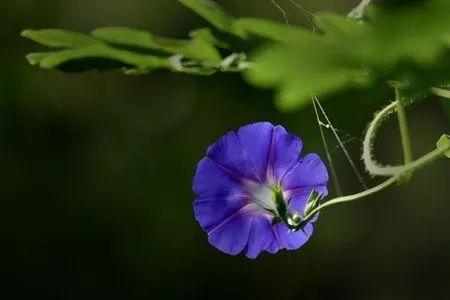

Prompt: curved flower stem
[
  {"left": 395, "top": 88, "right": 413, "bottom": 181},
  {"left": 305, "top": 176, "right": 399, "bottom": 220},
  {"left": 301, "top": 144, "right": 450, "bottom": 223}
]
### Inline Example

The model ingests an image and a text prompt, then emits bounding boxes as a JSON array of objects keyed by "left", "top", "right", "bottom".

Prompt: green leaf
[
  {"left": 23, "top": 25, "right": 226, "bottom": 74},
  {"left": 31, "top": 44, "right": 170, "bottom": 72},
  {"left": 21, "top": 0, "right": 450, "bottom": 110},
  {"left": 245, "top": 40, "right": 372, "bottom": 110},
  {"left": 436, "top": 134, "right": 450, "bottom": 158},
  {"left": 178, "top": 0, "right": 244, "bottom": 37},
  {"left": 21, "top": 29, "right": 99, "bottom": 48},
  {"left": 232, "top": 18, "right": 315, "bottom": 44},
  {"left": 189, "top": 28, "right": 229, "bottom": 48},
  {"left": 91, "top": 27, "right": 221, "bottom": 62},
  {"left": 245, "top": 0, "right": 450, "bottom": 111},
  {"left": 314, "top": 13, "right": 362, "bottom": 37},
  {"left": 25, "top": 52, "right": 54, "bottom": 66}
]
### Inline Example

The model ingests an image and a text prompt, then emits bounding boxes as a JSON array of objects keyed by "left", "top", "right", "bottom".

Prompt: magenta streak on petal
[
  {"left": 206, "top": 203, "right": 267, "bottom": 236},
  {"left": 265, "top": 126, "right": 276, "bottom": 185},
  {"left": 279, "top": 156, "right": 302, "bottom": 184},
  {"left": 205, "top": 157, "right": 258, "bottom": 185},
  {"left": 236, "top": 122, "right": 274, "bottom": 183},
  {"left": 271, "top": 126, "right": 303, "bottom": 182},
  {"left": 235, "top": 133, "right": 264, "bottom": 183}
]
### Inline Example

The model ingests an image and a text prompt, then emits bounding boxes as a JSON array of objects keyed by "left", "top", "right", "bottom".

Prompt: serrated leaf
[
  {"left": 436, "top": 134, "right": 450, "bottom": 158},
  {"left": 21, "top": 29, "right": 99, "bottom": 48},
  {"left": 91, "top": 27, "right": 221, "bottom": 62},
  {"left": 178, "top": 0, "right": 244, "bottom": 37},
  {"left": 33, "top": 44, "right": 170, "bottom": 72}
]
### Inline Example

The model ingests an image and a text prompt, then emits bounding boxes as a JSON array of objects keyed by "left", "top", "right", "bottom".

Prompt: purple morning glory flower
[{"left": 193, "top": 122, "right": 329, "bottom": 258}]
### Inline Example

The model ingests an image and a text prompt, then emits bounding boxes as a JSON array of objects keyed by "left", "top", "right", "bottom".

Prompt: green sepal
[{"left": 304, "top": 189, "right": 324, "bottom": 216}]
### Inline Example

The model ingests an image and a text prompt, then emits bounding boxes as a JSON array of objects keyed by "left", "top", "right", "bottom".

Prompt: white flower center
[{"left": 249, "top": 184, "right": 278, "bottom": 212}]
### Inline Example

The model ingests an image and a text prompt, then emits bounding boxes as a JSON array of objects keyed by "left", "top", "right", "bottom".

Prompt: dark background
[{"left": 1, "top": 0, "right": 450, "bottom": 299}]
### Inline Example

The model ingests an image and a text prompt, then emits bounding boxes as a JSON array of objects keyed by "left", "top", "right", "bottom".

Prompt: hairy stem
[
  {"left": 363, "top": 101, "right": 406, "bottom": 176},
  {"left": 395, "top": 88, "right": 413, "bottom": 181}
]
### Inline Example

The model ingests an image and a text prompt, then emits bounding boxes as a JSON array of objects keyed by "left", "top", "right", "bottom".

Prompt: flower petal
[
  {"left": 269, "top": 125, "right": 303, "bottom": 184},
  {"left": 207, "top": 131, "right": 259, "bottom": 182},
  {"left": 273, "top": 221, "right": 313, "bottom": 250},
  {"left": 193, "top": 158, "right": 249, "bottom": 232},
  {"left": 193, "top": 158, "right": 245, "bottom": 197},
  {"left": 194, "top": 195, "right": 247, "bottom": 233},
  {"left": 236, "top": 122, "right": 274, "bottom": 181},
  {"left": 207, "top": 206, "right": 256, "bottom": 256},
  {"left": 246, "top": 215, "right": 280, "bottom": 259},
  {"left": 282, "top": 153, "right": 329, "bottom": 190}
]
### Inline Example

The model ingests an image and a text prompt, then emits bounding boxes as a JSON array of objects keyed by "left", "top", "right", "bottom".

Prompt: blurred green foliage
[
  {"left": 23, "top": 0, "right": 450, "bottom": 112},
  {"left": 2, "top": 0, "right": 450, "bottom": 299},
  {"left": 248, "top": 1, "right": 450, "bottom": 110}
]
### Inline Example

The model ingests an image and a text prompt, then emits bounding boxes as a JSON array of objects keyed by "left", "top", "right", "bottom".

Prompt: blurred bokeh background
[{"left": 1, "top": 0, "right": 450, "bottom": 299}]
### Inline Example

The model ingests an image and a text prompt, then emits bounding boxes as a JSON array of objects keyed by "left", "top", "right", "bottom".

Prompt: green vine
[{"left": 300, "top": 96, "right": 450, "bottom": 225}]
